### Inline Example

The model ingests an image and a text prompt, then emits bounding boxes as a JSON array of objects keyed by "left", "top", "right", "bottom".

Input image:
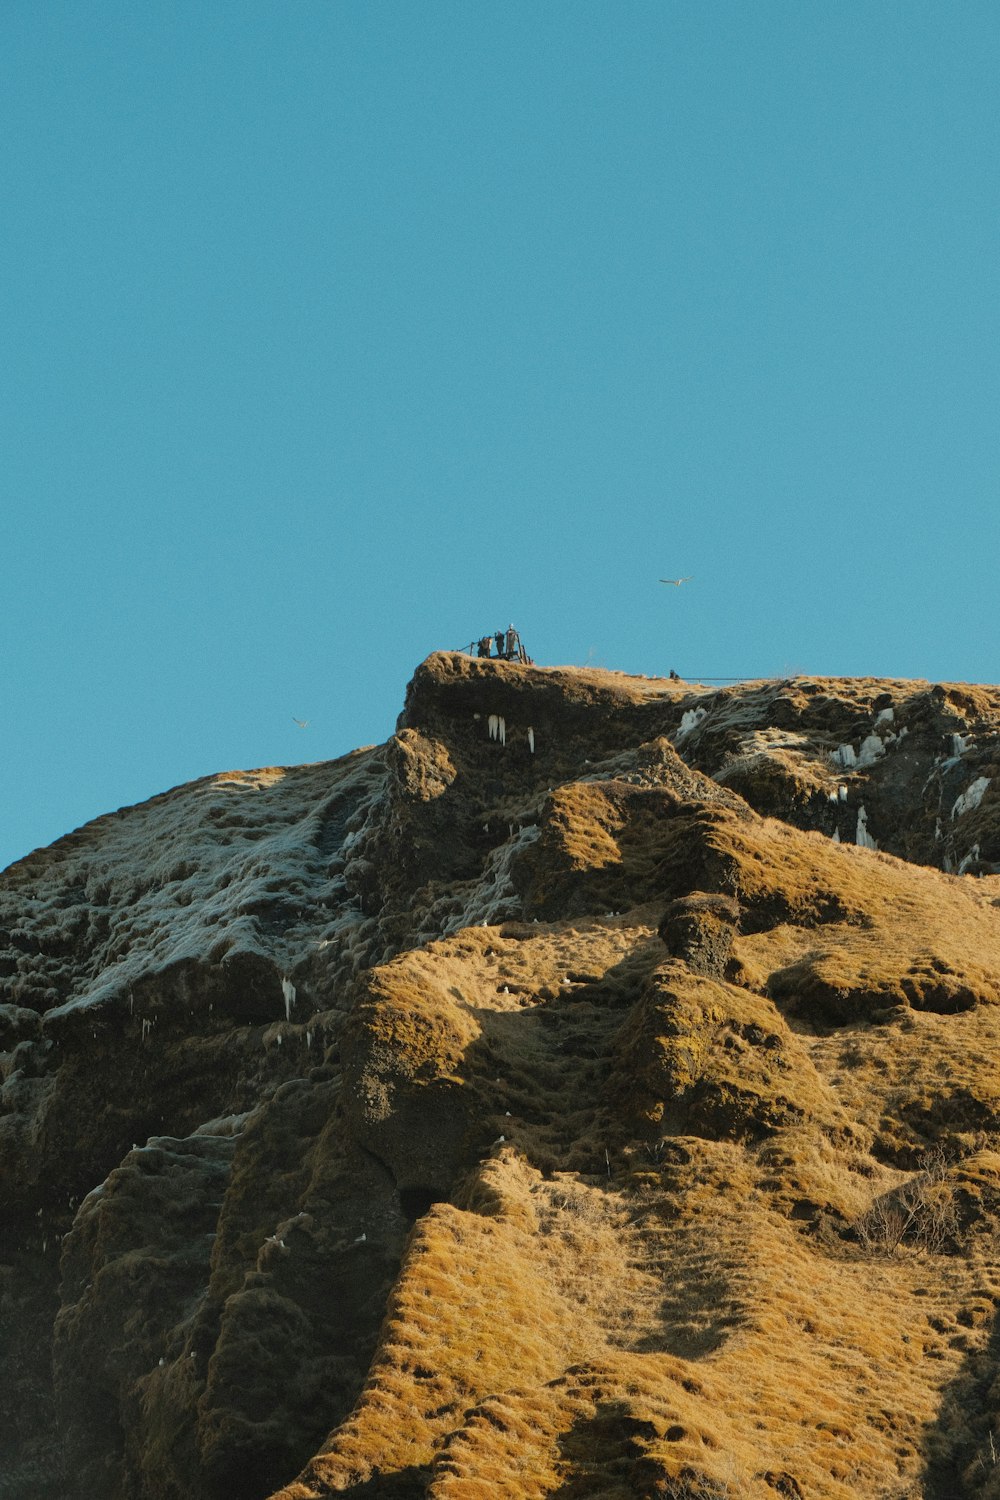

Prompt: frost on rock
[
  {"left": 953, "top": 733, "right": 969, "bottom": 757},
  {"left": 2, "top": 749, "right": 387, "bottom": 1022},
  {"left": 676, "top": 707, "right": 707, "bottom": 741},
  {"left": 441, "top": 825, "right": 541, "bottom": 933},
  {"left": 959, "top": 843, "right": 982, "bottom": 875},
  {"left": 191, "top": 1111, "right": 252, "bottom": 1138},
  {"left": 952, "top": 777, "right": 990, "bottom": 821},
  {"left": 831, "top": 828, "right": 841, "bottom": 844},
  {"left": 0, "top": 1004, "right": 40, "bottom": 1043},
  {"left": 832, "top": 744, "right": 857, "bottom": 769},
  {"left": 281, "top": 977, "right": 296, "bottom": 1022},
  {"left": 856, "top": 806, "right": 878, "bottom": 850},
  {"left": 876, "top": 707, "right": 895, "bottom": 726}
]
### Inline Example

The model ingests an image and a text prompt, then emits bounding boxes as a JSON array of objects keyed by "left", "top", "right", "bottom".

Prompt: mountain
[{"left": 4, "top": 652, "right": 1000, "bottom": 1499}]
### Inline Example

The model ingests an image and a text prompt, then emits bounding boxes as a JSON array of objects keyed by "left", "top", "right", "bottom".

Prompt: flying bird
[
  {"left": 291, "top": 717, "right": 309, "bottom": 729},
  {"left": 659, "top": 576, "right": 692, "bottom": 586}
]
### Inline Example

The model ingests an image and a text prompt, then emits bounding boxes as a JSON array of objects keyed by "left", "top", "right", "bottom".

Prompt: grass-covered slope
[{"left": 4, "top": 654, "right": 1000, "bottom": 1498}]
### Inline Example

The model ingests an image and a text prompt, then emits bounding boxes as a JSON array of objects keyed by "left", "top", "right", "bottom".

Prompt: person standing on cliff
[
  {"left": 505, "top": 624, "right": 518, "bottom": 659},
  {"left": 495, "top": 630, "right": 505, "bottom": 658},
  {"left": 477, "top": 636, "right": 492, "bottom": 658}
]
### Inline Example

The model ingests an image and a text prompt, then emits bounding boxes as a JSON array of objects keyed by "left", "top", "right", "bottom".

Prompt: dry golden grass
[{"left": 274, "top": 760, "right": 1000, "bottom": 1499}]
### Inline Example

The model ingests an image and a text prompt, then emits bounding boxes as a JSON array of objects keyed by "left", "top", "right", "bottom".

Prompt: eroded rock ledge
[{"left": 4, "top": 656, "right": 1000, "bottom": 1499}]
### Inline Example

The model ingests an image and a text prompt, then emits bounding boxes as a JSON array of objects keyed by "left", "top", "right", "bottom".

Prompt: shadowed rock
[{"left": 5, "top": 658, "right": 1000, "bottom": 1499}]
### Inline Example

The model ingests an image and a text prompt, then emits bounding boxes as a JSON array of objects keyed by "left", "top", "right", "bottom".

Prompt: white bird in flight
[
  {"left": 292, "top": 717, "right": 309, "bottom": 729},
  {"left": 659, "top": 576, "right": 692, "bottom": 586}
]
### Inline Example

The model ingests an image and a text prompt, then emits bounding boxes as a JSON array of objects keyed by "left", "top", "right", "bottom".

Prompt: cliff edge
[{"left": 4, "top": 655, "right": 1000, "bottom": 1498}]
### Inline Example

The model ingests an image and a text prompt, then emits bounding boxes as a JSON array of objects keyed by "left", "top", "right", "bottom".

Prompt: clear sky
[{"left": 2, "top": 2, "right": 998, "bottom": 870}]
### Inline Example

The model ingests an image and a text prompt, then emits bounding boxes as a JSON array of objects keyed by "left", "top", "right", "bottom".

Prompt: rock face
[{"left": 5, "top": 655, "right": 1000, "bottom": 1498}]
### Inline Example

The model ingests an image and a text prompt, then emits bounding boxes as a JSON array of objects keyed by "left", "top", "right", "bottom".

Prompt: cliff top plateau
[{"left": 5, "top": 653, "right": 1000, "bottom": 1499}]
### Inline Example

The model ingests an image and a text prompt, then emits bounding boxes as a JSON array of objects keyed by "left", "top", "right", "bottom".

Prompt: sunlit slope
[{"left": 5, "top": 654, "right": 1000, "bottom": 1498}]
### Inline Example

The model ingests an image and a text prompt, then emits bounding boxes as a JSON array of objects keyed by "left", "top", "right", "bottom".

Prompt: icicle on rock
[
  {"left": 527, "top": 727, "right": 535, "bottom": 754},
  {"left": 281, "top": 977, "right": 296, "bottom": 1022},
  {"left": 952, "top": 777, "right": 990, "bottom": 820},
  {"left": 856, "top": 735, "right": 885, "bottom": 768},
  {"left": 856, "top": 806, "right": 878, "bottom": 850},
  {"left": 488, "top": 714, "right": 499, "bottom": 741}
]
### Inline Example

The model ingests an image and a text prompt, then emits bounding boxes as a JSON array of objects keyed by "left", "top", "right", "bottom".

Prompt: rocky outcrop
[{"left": 4, "top": 655, "right": 1000, "bottom": 1497}]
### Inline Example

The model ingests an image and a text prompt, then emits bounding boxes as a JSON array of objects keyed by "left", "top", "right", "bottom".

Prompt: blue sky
[{"left": 2, "top": 2, "right": 998, "bottom": 870}]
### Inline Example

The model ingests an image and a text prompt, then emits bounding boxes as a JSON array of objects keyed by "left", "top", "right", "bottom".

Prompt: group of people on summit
[{"left": 471, "top": 625, "right": 532, "bottom": 664}]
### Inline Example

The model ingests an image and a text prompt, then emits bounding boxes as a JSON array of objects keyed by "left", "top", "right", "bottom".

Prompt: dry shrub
[
  {"left": 659, "top": 1480, "right": 734, "bottom": 1499},
  {"left": 852, "top": 1149, "right": 959, "bottom": 1256}
]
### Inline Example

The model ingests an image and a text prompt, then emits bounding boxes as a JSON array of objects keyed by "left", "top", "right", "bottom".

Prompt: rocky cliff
[{"left": 5, "top": 654, "right": 1000, "bottom": 1499}]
